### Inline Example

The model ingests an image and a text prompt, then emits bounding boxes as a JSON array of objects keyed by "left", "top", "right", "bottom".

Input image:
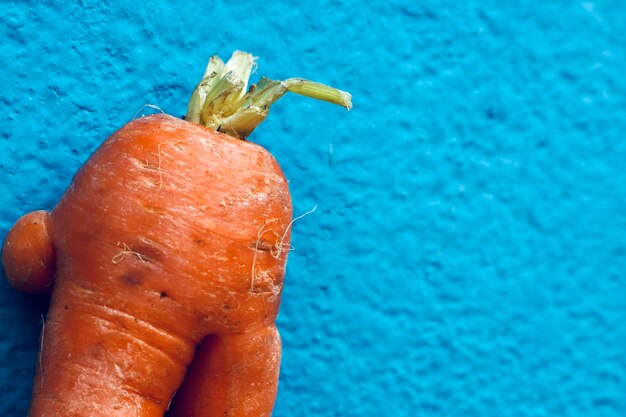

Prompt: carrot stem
[
  {"left": 284, "top": 78, "right": 352, "bottom": 110},
  {"left": 185, "top": 51, "right": 352, "bottom": 139}
]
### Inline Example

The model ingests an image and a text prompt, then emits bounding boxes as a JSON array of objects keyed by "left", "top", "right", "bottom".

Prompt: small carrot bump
[{"left": 2, "top": 210, "right": 55, "bottom": 295}]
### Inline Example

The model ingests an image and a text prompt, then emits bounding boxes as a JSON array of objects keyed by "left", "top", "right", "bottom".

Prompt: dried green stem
[{"left": 186, "top": 51, "right": 352, "bottom": 139}]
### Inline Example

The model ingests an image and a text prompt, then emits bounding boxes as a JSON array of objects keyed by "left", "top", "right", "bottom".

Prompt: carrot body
[{"left": 5, "top": 114, "right": 292, "bottom": 416}]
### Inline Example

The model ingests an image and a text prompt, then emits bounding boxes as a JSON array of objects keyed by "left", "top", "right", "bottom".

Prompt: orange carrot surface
[{"left": 2, "top": 51, "right": 351, "bottom": 417}]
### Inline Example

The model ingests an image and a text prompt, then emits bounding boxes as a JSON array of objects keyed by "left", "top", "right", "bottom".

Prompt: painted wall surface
[{"left": 2, "top": 1, "right": 626, "bottom": 415}]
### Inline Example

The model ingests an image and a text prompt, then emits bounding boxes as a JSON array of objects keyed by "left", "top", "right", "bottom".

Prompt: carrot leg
[
  {"left": 167, "top": 325, "right": 282, "bottom": 417},
  {"left": 28, "top": 281, "right": 197, "bottom": 417}
]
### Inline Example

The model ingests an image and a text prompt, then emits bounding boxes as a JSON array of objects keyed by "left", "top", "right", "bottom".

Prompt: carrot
[{"left": 2, "top": 51, "right": 351, "bottom": 417}]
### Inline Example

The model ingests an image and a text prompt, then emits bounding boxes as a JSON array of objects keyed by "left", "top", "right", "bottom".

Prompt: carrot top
[{"left": 185, "top": 51, "right": 352, "bottom": 139}]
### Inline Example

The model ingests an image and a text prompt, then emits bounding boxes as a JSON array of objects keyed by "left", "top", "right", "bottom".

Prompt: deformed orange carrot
[{"left": 2, "top": 51, "right": 351, "bottom": 417}]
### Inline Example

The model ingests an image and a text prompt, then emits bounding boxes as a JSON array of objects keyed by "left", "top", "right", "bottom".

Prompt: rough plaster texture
[{"left": 2, "top": 1, "right": 626, "bottom": 416}]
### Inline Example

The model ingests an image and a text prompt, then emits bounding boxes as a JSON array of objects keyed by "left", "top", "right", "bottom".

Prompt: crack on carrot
[
  {"left": 248, "top": 239, "right": 273, "bottom": 252},
  {"left": 250, "top": 219, "right": 279, "bottom": 292},
  {"left": 122, "top": 385, "right": 163, "bottom": 406},
  {"left": 140, "top": 201, "right": 166, "bottom": 214},
  {"left": 172, "top": 141, "right": 186, "bottom": 152},
  {"left": 81, "top": 301, "right": 194, "bottom": 352},
  {"left": 142, "top": 177, "right": 161, "bottom": 188}
]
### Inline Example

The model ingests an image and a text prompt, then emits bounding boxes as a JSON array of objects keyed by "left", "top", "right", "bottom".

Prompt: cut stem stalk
[{"left": 185, "top": 51, "right": 352, "bottom": 139}]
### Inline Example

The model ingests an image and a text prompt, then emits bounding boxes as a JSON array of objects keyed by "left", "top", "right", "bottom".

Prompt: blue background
[{"left": 2, "top": 1, "right": 626, "bottom": 415}]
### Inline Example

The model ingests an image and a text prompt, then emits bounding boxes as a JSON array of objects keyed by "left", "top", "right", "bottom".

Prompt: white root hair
[
  {"left": 250, "top": 205, "right": 318, "bottom": 292},
  {"left": 133, "top": 103, "right": 165, "bottom": 119},
  {"left": 271, "top": 205, "right": 317, "bottom": 259},
  {"left": 112, "top": 242, "right": 149, "bottom": 264}
]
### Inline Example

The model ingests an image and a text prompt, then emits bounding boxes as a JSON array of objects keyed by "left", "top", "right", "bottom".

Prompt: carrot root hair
[
  {"left": 112, "top": 242, "right": 151, "bottom": 264},
  {"left": 133, "top": 104, "right": 165, "bottom": 119},
  {"left": 249, "top": 205, "right": 318, "bottom": 294}
]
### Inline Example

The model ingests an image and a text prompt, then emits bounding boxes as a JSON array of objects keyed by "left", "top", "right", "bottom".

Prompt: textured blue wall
[{"left": 2, "top": 1, "right": 626, "bottom": 415}]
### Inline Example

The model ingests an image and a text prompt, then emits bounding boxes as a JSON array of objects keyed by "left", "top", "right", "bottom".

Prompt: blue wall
[{"left": 2, "top": 1, "right": 626, "bottom": 415}]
